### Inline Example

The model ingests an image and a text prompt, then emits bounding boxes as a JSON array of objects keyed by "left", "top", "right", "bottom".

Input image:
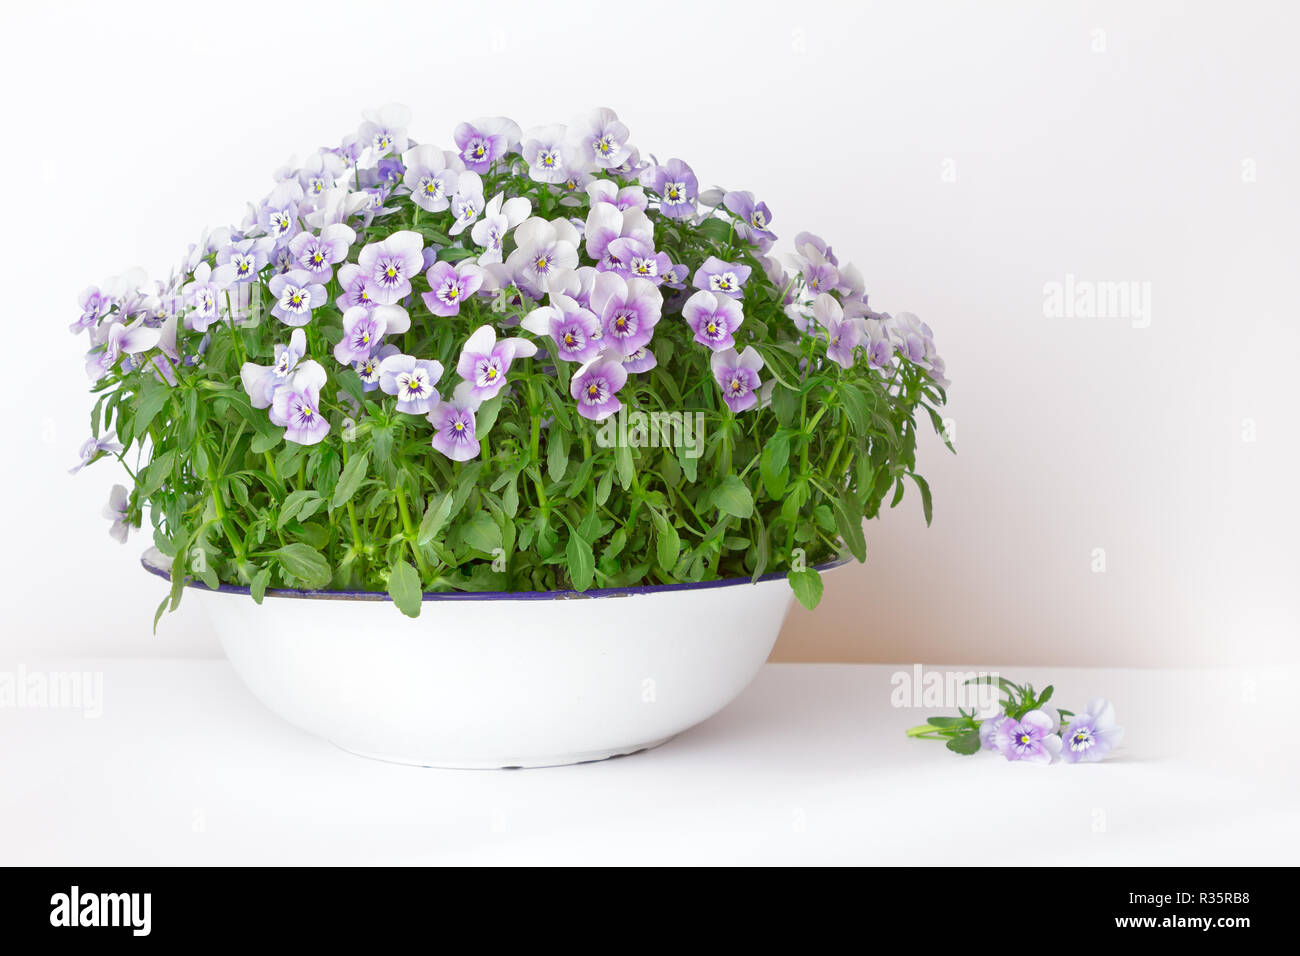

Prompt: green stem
[
  {"left": 206, "top": 464, "right": 246, "bottom": 567},
  {"left": 395, "top": 486, "right": 430, "bottom": 579}
]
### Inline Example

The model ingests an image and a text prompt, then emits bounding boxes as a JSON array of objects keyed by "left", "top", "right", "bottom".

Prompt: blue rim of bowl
[{"left": 140, "top": 548, "right": 850, "bottom": 603}]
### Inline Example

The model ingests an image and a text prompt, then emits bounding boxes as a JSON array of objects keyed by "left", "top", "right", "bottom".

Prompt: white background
[{"left": 2, "top": 0, "right": 1296, "bottom": 666}]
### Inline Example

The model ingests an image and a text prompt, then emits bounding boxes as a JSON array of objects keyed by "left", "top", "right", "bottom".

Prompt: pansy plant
[
  {"left": 907, "top": 678, "right": 1124, "bottom": 764},
  {"left": 72, "top": 106, "right": 950, "bottom": 621}
]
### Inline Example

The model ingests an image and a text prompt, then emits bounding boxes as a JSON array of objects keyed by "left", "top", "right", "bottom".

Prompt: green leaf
[
  {"left": 787, "top": 567, "right": 824, "bottom": 610},
  {"left": 251, "top": 429, "right": 283, "bottom": 454},
  {"left": 696, "top": 217, "right": 734, "bottom": 243},
  {"left": 713, "top": 474, "right": 754, "bottom": 519},
  {"left": 387, "top": 558, "right": 422, "bottom": 618},
  {"left": 416, "top": 492, "right": 455, "bottom": 545},
  {"left": 152, "top": 595, "right": 169, "bottom": 634},
  {"left": 839, "top": 383, "right": 870, "bottom": 435},
  {"left": 566, "top": 532, "right": 595, "bottom": 591},
  {"left": 331, "top": 451, "right": 370, "bottom": 510},
  {"left": 138, "top": 449, "right": 177, "bottom": 497},
  {"left": 462, "top": 511, "right": 503, "bottom": 554},
  {"left": 946, "top": 732, "right": 982, "bottom": 756},
  {"left": 759, "top": 432, "right": 790, "bottom": 499},
  {"left": 335, "top": 368, "right": 366, "bottom": 406},
  {"left": 653, "top": 513, "right": 680, "bottom": 573},
  {"left": 855, "top": 454, "right": 876, "bottom": 507},
  {"left": 780, "top": 478, "right": 810, "bottom": 525},
  {"left": 771, "top": 385, "right": 798, "bottom": 427},
  {"left": 834, "top": 490, "right": 867, "bottom": 562},
  {"left": 908, "top": 472, "right": 933, "bottom": 526},
  {"left": 451, "top": 461, "right": 484, "bottom": 514},
  {"left": 615, "top": 444, "right": 634, "bottom": 490},
  {"left": 250, "top": 567, "right": 272, "bottom": 604},
  {"left": 601, "top": 528, "right": 627, "bottom": 564},
  {"left": 547, "top": 426, "right": 570, "bottom": 483},
  {"left": 475, "top": 396, "right": 503, "bottom": 440},
  {"left": 371, "top": 423, "right": 394, "bottom": 464},
  {"left": 131, "top": 385, "right": 171, "bottom": 444},
  {"left": 277, "top": 490, "right": 322, "bottom": 530},
  {"left": 926, "top": 716, "right": 965, "bottom": 728},
  {"left": 750, "top": 512, "right": 771, "bottom": 583},
  {"left": 596, "top": 469, "right": 613, "bottom": 505},
  {"left": 501, "top": 477, "right": 519, "bottom": 518},
  {"left": 272, "top": 543, "right": 332, "bottom": 589}
]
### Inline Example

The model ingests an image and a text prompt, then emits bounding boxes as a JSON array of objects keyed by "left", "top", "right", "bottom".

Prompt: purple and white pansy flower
[
  {"left": 812, "top": 293, "right": 865, "bottom": 369},
  {"left": 401, "top": 144, "right": 458, "bottom": 213},
  {"left": 456, "top": 325, "right": 538, "bottom": 402},
  {"left": 335, "top": 262, "right": 378, "bottom": 312},
  {"left": 710, "top": 346, "right": 765, "bottom": 413},
  {"left": 505, "top": 217, "right": 580, "bottom": 298},
  {"left": 454, "top": 116, "right": 521, "bottom": 174},
  {"left": 355, "top": 343, "right": 399, "bottom": 392},
  {"left": 104, "top": 484, "right": 132, "bottom": 543},
  {"left": 521, "top": 294, "right": 603, "bottom": 363},
  {"left": 682, "top": 289, "right": 744, "bottom": 351},
  {"left": 70, "top": 435, "right": 124, "bottom": 475},
  {"left": 333, "top": 304, "right": 408, "bottom": 365},
  {"left": 590, "top": 273, "right": 662, "bottom": 357},
  {"left": 241, "top": 328, "right": 308, "bottom": 408},
  {"left": 570, "top": 354, "right": 628, "bottom": 421},
  {"left": 1061, "top": 699, "right": 1124, "bottom": 763},
  {"left": 297, "top": 149, "right": 345, "bottom": 200},
  {"left": 87, "top": 317, "right": 162, "bottom": 381},
  {"left": 993, "top": 710, "right": 1062, "bottom": 765},
  {"left": 640, "top": 158, "right": 698, "bottom": 219},
  {"left": 427, "top": 381, "right": 483, "bottom": 463},
  {"left": 213, "top": 237, "right": 274, "bottom": 287},
  {"left": 181, "top": 262, "right": 227, "bottom": 333},
  {"left": 287, "top": 224, "right": 356, "bottom": 280},
  {"left": 72, "top": 285, "right": 109, "bottom": 334},
  {"left": 448, "top": 171, "right": 485, "bottom": 237},
  {"left": 258, "top": 180, "right": 304, "bottom": 246},
  {"left": 586, "top": 179, "right": 648, "bottom": 212},
  {"left": 628, "top": 251, "right": 674, "bottom": 284},
  {"left": 692, "top": 256, "right": 751, "bottom": 299},
  {"left": 270, "top": 360, "right": 331, "bottom": 446},
  {"left": 620, "top": 346, "right": 657, "bottom": 374},
  {"left": 584, "top": 203, "right": 653, "bottom": 271},
  {"left": 864, "top": 321, "right": 895, "bottom": 371},
  {"left": 378, "top": 353, "right": 444, "bottom": 415},
  {"left": 568, "top": 108, "right": 631, "bottom": 171},
  {"left": 304, "top": 187, "right": 370, "bottom": 230},
  {"left": 356, "top": 230, "right": 423, "bottom": 305},
  {"left": 469, "top": 192, "right": 532, "bottom": 264},
  {"left": 723, "top": 190, "right": 776, "bottom": 244},
  {"left": 358, "top": 103, "right": 410, "bottom": 158},
  {"left": 268, "top": 269, "right": 328, "bottom": 327},
  {"left": 422, "top": 261, "right": 485, "bottom": 317},
  {"left": 521, "top": 124, "right": 574, "bottom": 184}
]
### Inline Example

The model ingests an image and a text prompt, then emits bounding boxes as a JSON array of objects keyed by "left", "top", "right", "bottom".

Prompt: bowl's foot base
[{"left": 330, "top": 735, "right": 678, "bottom": 770}]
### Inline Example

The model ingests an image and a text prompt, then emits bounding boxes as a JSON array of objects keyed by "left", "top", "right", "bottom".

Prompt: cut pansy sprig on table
[
  {"left": 72, "top": 105, "right": 950, "bottom": 620},
  {"left": 906, "top": 678, "right": 1124, "bottom": 764}
]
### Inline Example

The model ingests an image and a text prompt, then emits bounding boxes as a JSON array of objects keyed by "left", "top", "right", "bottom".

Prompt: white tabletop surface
[{"left": 1, "top": 659, "right": 1294, "bottom": 866}]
